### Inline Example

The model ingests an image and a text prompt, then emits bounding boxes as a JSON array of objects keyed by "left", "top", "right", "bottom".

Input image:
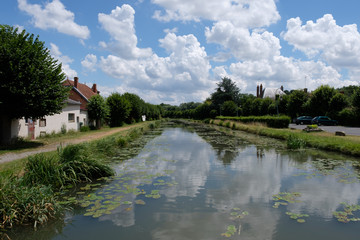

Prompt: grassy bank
[
  {"left": 211, "top": 119, "right": 360, "bottom": 157},
  {"left": 0, "top": 121, "right": 161, "bottom": 230}
]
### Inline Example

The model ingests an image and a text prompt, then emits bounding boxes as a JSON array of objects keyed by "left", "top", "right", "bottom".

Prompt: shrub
[
  {"left": 117, "top": 137, "right": 128, "bottom": 147},
  {"left": 60, "top": 124, "right": 67, "bottom": 134},
  {"left": 80, "top": 126, "right": 90, "bottom": 132},
  {"left": 225, "top": 121, "right": 231, "bottom": 128},
  {"left": 203, "top": 118, "right": 210, "bottom": 124},
  {"left": 218, "top": 120, "right": 224, "bottom": 126},
  {"left": 287, "top": 134, "right": 306, "bottom": 149},
  {"left": 216, "top": 116, "right": 291, "bottom": 128},
  {"left": 0, "top": 177, "right": 62, "bottom": 229}
]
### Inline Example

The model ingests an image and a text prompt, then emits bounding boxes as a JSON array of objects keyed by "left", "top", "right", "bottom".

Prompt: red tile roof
[{"left": 62, "top": 79, "right": 98, "bottom": 101}]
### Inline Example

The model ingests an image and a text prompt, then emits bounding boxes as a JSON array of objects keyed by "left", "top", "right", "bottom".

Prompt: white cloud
[
  {"left": 17, "top": 0, "right": 90, "bottom": 39},
  {"left": 98, "top": 4, "right": 152, "bottom": 59},
  {"left": 99, "top": 32, "right": 213, "bottom": 104},
  {"left": 81, "top": 54, "right": 98, "bottom": 72},
  {"left": 282, "top": 14, "right": 360, "bottom": 72},
  {"left": 50, "top": 43, "right": 77, "bottom": 79},
  {"left": 205, "top": 21, "right": 281, "bottom": 61},
  {"left": 152, "top": 0, "right": 280, "bottom": 28}
]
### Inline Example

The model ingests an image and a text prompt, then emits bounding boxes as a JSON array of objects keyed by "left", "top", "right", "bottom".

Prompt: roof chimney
[
  {"left": 260, "top": 84, "right": 263, "bottom": 98},
  {"left": 280, "top": 85, "right": 284, "bottom": 91},
  {"left": 74, "top": 77, "right": 79, "bottom": 88},
  {"left": 92, "top": 83, "right": 97, "bottom": 93},
  {"left": 256, "top": 85, "right": 259, "bottom": 98}
]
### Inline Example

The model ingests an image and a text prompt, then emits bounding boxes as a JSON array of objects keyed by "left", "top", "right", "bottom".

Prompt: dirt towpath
[{"left": 0, "top": 125, "right": 137, "bottom": 164}]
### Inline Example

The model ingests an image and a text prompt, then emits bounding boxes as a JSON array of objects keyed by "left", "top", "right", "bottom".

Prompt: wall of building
[{"left": 14, "top": 103, "right": 85, "bottom": 139}]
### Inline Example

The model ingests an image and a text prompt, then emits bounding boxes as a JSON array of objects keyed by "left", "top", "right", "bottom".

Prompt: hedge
[{"left": 216, "top": 116, "right": 291, "bottom": 128}]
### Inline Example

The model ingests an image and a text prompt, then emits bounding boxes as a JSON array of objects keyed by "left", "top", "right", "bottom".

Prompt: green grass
[
  {"left": 0, "top": 120, "right": 161, "bottom": 229},
  {"left": 212, "top": 119, "right": 360, "bottom": 157}
]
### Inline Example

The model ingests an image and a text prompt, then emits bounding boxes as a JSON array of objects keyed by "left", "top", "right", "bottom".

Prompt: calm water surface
[{"left": 11, "top": 123, "right": 360, "bottom": 239}]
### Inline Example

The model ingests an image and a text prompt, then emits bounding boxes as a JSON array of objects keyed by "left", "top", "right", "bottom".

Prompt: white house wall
[{"left": 14, "top": 103, "right": 86, "bottom": 139}]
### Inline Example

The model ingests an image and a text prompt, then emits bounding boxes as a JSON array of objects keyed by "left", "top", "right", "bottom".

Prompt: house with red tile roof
[{"left": 8, "top": 77, "right": 99, "bottom": 140}]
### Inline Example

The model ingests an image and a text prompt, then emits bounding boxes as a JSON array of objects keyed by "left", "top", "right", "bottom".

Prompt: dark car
[
  {"left": 295, "top": 116, "right": 313, "bottom": 125},
  {"left": 311, "top": 116, "right": 337, "bottom": 126}
]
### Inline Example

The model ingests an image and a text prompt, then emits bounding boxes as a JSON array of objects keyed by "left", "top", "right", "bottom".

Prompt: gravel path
[{"left": 0, "top": 125, "right": 135, "bottom": 164}]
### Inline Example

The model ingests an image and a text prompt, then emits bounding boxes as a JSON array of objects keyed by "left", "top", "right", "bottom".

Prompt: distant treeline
[{"left": 161, "top": 77, "right": 360, "bottom": 127}]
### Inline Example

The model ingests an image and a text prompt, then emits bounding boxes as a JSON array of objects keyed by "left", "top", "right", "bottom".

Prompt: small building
[
  {"left": 256, "top": 84, "right": 286, "bottom": 100},
  {"left": 7, "top": 77, "right": 99, "bottom": 140}
]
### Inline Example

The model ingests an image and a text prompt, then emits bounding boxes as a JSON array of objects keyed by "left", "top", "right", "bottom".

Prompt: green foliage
[
  {"left": 287, "top": 90, "right": 308, "bottom": 118},
  {"left": 87, "top": 95, "right": 109, "bottom": 129},
  {"left": 309, "top": 85, "right": 336, "bottom": 116},
  {"left": 60, "top": 123, "right": 67, "bottom": 134},
  {"left": 0, "top": 177, "right": 62, "bottom": 229},
  {"left": 338, "top": 107, "right": 359, "bottom": 126},
  {"left": 80, "top": 126, "right": 91, "bottom": 132},
  {"left": 352, "top": 88, "right": 360, "bottom": 113},
  {"left": 106, "top": 93, "right": 131, "bottom": 127},
  {"left": 22, "top": 144, "right": 114, "bottom": 189},
  {"left": 217, "top": 116, "right": 291, "bottom": 128},
  {"left": 122, "top": 93, "right": 145, "bottom": 123},
  {"left": 211, "top": 77, "right": 241, "bottom": 107},
  {"left": 221, "top": 100, "right": 238, "bottom": 116},
  {"left": 0, "top": 25, "right": 68, "bottom": 119},
  {"left": 287, "top": 134, "right": 306, "bottom": 149},
  {"left": 116, "top": 136, "right": 128, "bottom": 147}
]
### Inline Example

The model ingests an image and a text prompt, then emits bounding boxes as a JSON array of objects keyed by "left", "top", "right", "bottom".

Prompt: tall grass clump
[
  {"left": 22, "top": 144, "right": 114, "bottom": 189},
  {"left": 287, "top": 134, "right": 307, "bottom": 149},
  {"left": 0, "top": 177, "right": 62, "bottom": 229}
]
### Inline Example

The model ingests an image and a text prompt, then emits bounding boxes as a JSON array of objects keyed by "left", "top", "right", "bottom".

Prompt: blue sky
[{"left": 1, "top": 0, "right": 360, "bottom": 105}]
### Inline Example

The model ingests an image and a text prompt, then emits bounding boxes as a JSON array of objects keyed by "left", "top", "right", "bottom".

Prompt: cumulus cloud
[
  {"left": 282, "top": 14, "right": 360, "bottom": 71},
  {"left": 17, "top": 0, "right": 90, "bottom": 39},
  {"left": 81, "top": 54, "right": 98, "bottom": 72},
  {"left": 98, "top": 4, "right": 152, "bottom": 59},
  {"left": 205, "top": 21, "right": 281, "bottom": 61},
  {"left": 50, "top": 43, "right": 77, "bottom": 78},
  {"left": 152, "top": 0, "right": 280, "bottom": 28},
  {"left": 97, "top": 3, "right": 214, "bottom": 104}
]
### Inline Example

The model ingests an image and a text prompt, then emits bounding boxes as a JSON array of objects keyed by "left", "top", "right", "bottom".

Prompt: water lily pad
[{"left": 135, "top": 199, "right": 146, "bottom": 205}]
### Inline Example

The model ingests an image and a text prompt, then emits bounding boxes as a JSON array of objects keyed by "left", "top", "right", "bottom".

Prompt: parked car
[
  {"left": 311, "top": 116, "right": 338, "bottom": 126},
  {"left": 295, "top": 116, "right": 313, "bottom": 125}
]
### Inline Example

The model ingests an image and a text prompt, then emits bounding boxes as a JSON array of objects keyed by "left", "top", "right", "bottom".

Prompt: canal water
[{"left": 10, "top": 122, "right": 360, "bottom": 239}]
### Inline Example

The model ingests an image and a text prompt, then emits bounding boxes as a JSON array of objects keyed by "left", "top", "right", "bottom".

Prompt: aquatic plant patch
[
  {"left": 221, "top": 208, "right": 249, "bottom": 238},
  {"left": 286, "top": 211, "right": 309, "bottom": 223},
  {"left": 333, "top": 202, "right": 360, "bottom": 223},
  {"left": 272, "top": 192, "right": 302, "bottom": 208}
]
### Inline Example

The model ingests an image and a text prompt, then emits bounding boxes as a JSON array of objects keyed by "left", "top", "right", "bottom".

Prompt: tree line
[
  {"left": 87, "top": 92, "right": 163, "bottom": 129},
  {"left": 163, "top": 77, "right": 360, "bottom": 126}
]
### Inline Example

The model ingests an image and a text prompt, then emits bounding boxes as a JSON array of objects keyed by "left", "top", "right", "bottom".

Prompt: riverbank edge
[
  {"left": 201, "top": 119, "right": 360, "bottom": 157},
  {"left": 0, "top": 120, "right": 161, "bottom": 233}
]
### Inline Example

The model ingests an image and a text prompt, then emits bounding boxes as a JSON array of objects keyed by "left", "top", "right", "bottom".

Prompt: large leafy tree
[
  {"left": 122, "top": 93, "right": 145, "bottom": 123},
  {"left": 106, "top": 93, "right": 131, "bottom": 127},
  {"left": 0, "top": 25, "right": 68, "bottom": 119},
  {"left": 87, "top": 95, "right": 109, "bottom": 129},
  {"left": 211, "top": 77, "right": 241, "bottom": 108},
  {"left": 309, "top": 85, "right": 336, "bottom": 116},
  {"left": 287, "top": 90, "right": 309, "bottom": 118}
]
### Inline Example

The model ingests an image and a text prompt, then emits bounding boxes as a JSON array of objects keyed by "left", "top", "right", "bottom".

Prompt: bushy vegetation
[
  {"left": 0, "top": 122, "right": 160, "bottom": 229},
  {"left": 211, "top": 119, "right": 360, "bottom": 156},
  {"left": 162, "top": 77, "right": 360, "bottom": 127},
  {"left": 216, "top": 116, "right": 291, "bottom": 128},
  {"left": 0, "top": 177, "right": 62, "bottom": 229},
  {"left": 88, "top": 92, "right": 163, "bottom": 129}
]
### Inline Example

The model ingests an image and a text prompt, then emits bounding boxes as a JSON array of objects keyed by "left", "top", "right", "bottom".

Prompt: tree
[
  {"left": 329, "top": 93, "right": 348, "bottom": 115},
  {"left": 309, "top": 85, "right": 336, "bottom": 116},
  {"left": 0, "top": 25, "right": 68, "bottom": 142},
  {"left": 122, "top": 93, "right": 145, "bottom": 123},
  {"left": 106, "top": 93, "right": 131, "bottom": 127},
  {"left": 353, "top": 88, "right": 360, "bottom": 113},
  {"left": 287, "top": 90, "right": 309, "bottom": 119},
  {"left": 211, "top": 77, "right": 241, "bottom": 108},
  {"left": 87, "top": 95, "right": 109, "bottom": 129},
  {"left": 221, "top": 101, "right": 238, "bottom": 116}
]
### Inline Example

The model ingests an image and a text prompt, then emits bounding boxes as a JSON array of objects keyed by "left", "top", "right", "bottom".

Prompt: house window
[
  {"left": 68, "top": 113, "right": 75, "bottom": 122},
  {"left": 39, "top": 118, "right": 46, "bottom": 127}
]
